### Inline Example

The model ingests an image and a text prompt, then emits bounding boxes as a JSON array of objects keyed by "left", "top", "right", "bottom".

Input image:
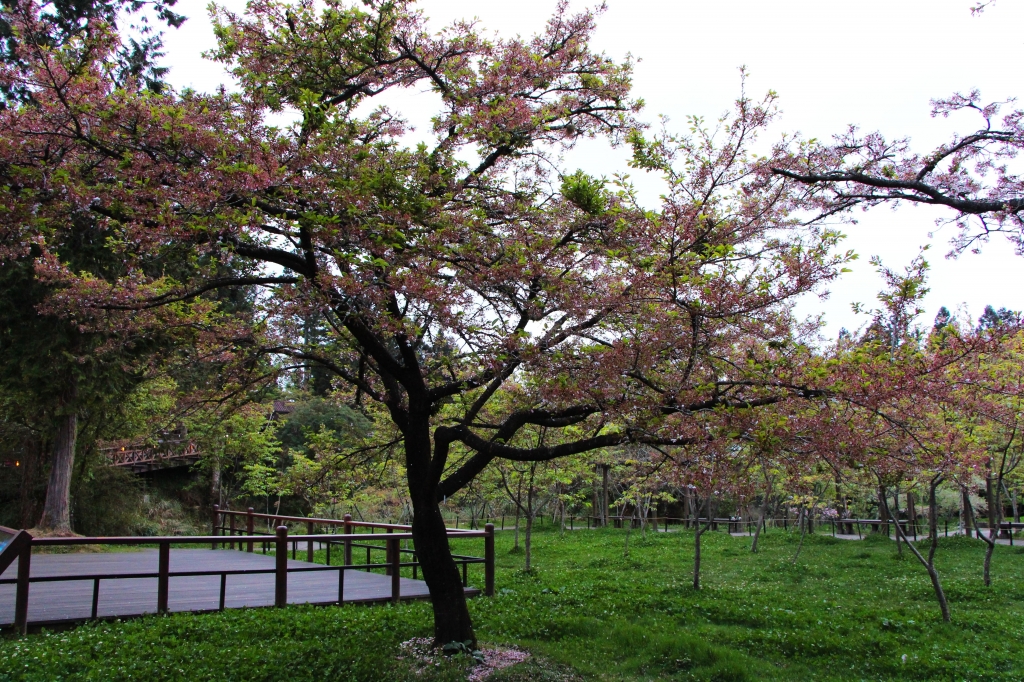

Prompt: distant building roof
[{"left": 272, "top": 400, "right": 296, "bottom": 418}]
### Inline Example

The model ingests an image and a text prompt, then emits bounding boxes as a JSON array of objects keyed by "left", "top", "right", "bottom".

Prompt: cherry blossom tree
[{"left": 0, "top": 0, "right": 918, "bottom": 644}]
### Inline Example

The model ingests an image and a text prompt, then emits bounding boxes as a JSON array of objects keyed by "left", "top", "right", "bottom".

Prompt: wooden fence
[
  {"left": 0, "top": 513, "right": 494, "bottom": 635},
  {"left": 478, "top": 513, "right": 1005, "bottom": 541},
  {"left": 211, "top": 506, "right": 493, "bottom": 586}
]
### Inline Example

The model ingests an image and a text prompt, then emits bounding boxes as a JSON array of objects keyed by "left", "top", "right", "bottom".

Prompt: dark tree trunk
[
  {"left": 876, "top": 487, "right": 888, "bottom": 537},
  {"left": 925, "top": 482, "right": 951, "bottom": 622},
  {"left": 888, "top": 486, "right": 903, "bottom": 557},
  {"left": 513, "top": 504, "right": 521, "bottom": 550},
  {"left": 406, "top": 424, "right": 476, "bottom": 647},
  {"left": 38, "top": 378, "right": 78, "bottom": 533},
  {"left": 961, "top": 487, "right": 974, "bottom": 538},
  {"left": 693, "top": 496, "right": 713, "bottom": 590},
  {"left": 682, "top": 487, "right": 691, "bottom": 529},
  {"left": 686, "top": 487, "right": 696, "bottom": 529},
  {"left": 524, "top": 508, "right": 534, "bottom": 570},
  {"left": 751, "top": 494, "right": 770, "bottom": 553},
  {"left": 601, "top": 463, "right": 610, "bottom": 527},
  {"left": 210, "top": 456, "right": 222, "bottom": 506},
  {"left": 982, "top": 473, "right": 1001, "bottom": 587},
  {"left": 839, "top": 483, "right": 851, "bottom": 535},
  {"left": 985, "top": 474, "right": 999, "bottom": 542},
  {"left": 409, "top": 480, "right": 475, "bottom": 646},
  {"left": 18, "top": 436, "right": 44, "bottom": 529},
  {"left": 524, "top": 463, "right": 536, "bottom": 571},
  {"left": 907, "top": 491, "right": 917, "bottom": 540},
  {"left": 558, "top": 484, "right": 566, "bottom": 536}
]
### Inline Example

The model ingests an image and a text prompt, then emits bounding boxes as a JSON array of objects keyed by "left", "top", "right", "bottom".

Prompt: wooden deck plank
[{"left": 0, "top": 549, "right": 466, "bottom": 626}]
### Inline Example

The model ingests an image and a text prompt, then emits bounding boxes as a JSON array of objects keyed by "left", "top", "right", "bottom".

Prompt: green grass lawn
[{"left": 3, "top": 526, "right": 1023, "bottom": 681}]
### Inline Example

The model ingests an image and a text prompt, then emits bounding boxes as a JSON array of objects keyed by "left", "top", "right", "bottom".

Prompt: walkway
[{"left": 0, "top": 548, "right": 466, "bottom": 628}]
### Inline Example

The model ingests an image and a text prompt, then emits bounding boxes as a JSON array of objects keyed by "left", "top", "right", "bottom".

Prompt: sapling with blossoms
[
  {"left": 816, "top": 265, "right": 1003, "bottom": 622},
  {"left": 948, "top": 323, "right": 1024, "bottom": 587},
  {"left": 803, "top": 368, "right": 970, "bottom": 622},
  {"left": 666, "top": 425, "right": 766, "bottom": 590}
]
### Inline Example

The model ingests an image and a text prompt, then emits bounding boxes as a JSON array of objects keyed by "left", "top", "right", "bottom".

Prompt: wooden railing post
[
  {"left": 484, "top": 523, "right": 495, "bottom": 597},
  {"left": 343, "top": 514, "right": 352, "bottom": 566},
  {"left": 229, "top": 513, "right": 236, "bottom": 550},
  {"left": 385, "top": 527, "right": 393, "bottom": 576},
  {"left": 275, "top": 526, "right": 288, "bottom": 607},
  {"left": 246, "top": 508, "right": 255, "bottom": 553},
  {"left": 307, "top": 521, "right": 314, "bottom": 563},
  {"left": 15, "top": 541, "right": 30, "bottom": 634},
  {"left": 389, "top": 536, "right": 400, "bottom": 603},
  {"left": 212, "top": 504, "right": 220, "bottom": 549},
  {"left": 157, "top": 540, "right": 170, "bottom": 613}
]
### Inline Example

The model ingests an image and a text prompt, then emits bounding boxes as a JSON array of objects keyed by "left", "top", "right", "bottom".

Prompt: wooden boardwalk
[{"left": 0, "top": 549, "right": 466, "bottom": 627}]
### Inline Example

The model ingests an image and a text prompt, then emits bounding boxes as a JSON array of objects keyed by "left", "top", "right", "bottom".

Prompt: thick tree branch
[
  {"left": 772, "top": 167, "right": 1024, "bottom": 216},
  {"left": 93, "top": 277, "right": 298, "bottom": 310}
]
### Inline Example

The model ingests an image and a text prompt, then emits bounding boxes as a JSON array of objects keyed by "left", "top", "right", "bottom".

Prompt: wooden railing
[
  {"left": 551, "top": 515, "right": 940, "bottom": 537},
  {"left": 100, "top": 440, "right": 201, "bottom": 470},
  {"left": 212, "top": 506, "right": 492, "bottom": 588},
  {"left": 998, "top": 521, "right": 1024, "bottom": 545},
  {"left": 0, "top": 525, "right": 31, "bottom": 635},
  {"left": 0, "top": 513, "right": 494, "bottom": 635}
]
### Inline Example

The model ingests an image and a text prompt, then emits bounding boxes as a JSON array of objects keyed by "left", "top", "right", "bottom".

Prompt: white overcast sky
[{"left": 161, "top": 0, "right": 1024, "bottom": 337}]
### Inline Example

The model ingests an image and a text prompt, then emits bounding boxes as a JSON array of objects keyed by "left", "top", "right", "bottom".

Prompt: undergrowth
[{"left": 2, "top": 526, "right": 1023, "bottom": 681}]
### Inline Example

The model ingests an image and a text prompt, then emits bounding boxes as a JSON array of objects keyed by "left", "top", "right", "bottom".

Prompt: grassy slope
[{"left": 2, "top": 525, "right": 1023, "bottom": 681}]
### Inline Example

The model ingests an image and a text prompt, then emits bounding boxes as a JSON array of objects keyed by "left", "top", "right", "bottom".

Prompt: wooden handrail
[
  {"left": 0, "top": 525, "right": 32, "bottom": 634},
  {"left": 4, "top": 520, "right": 495, "bottom": 631},
  {"left": 30, "top": 533, "right": 434, "bottom": 545},
  {"left": 215, "top": 508, "right": 478, "bottom": 533}
]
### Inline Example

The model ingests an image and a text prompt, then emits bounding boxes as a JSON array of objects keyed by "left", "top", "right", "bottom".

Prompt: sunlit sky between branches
[{"left": 161, "top": 0, "right": 1024, "bottom": 338}]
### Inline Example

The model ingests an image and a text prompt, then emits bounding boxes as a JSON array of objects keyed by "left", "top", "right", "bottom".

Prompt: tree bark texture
[
  {"left": 408, "top": 448, "right": 476, "bottom": 646},
  {"left": 38, "top": 377, "right": 78, "bottom": 532}
]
